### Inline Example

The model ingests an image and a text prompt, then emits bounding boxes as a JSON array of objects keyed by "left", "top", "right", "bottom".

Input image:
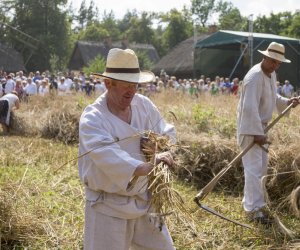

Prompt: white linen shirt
[
  {"left": 78, "top": 93, "right": 176, "bottom": 219},
  {"left": 237, "top": 63, "right": 288, "bottom": 145}
]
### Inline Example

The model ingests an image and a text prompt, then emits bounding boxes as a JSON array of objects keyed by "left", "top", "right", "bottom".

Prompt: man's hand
[
  {"left": 155, "top": 151, "right": 174, "bottom": 167},
  {"left": 287, "top": 97, "right": 300, "bottom": 108},
  {"left": 134, "top": 162, "right": 153, "bottom": 176},
  {"left": 253, "top": 135, "right": 269, "bottom": 145}
]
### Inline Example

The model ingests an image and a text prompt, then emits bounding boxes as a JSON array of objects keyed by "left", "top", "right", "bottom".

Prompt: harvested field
[{"left": 1, "top": 90, "right": 299, "bottom": 249}]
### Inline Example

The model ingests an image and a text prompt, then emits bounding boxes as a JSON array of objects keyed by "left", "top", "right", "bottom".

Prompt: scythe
[{"left": 193, "top": 98, "right": 299, "bottom": 227}]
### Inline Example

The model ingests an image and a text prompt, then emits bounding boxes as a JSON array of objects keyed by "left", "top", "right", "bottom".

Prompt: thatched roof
[
  {"left": 68, "top": 40, "right": 160, "bottom": 71},
  {"left": 0, "top": 43, "right": 25, "bottom": 72},
  {"left": 152, "top": 35, "right": 209, "bottom": 79}
]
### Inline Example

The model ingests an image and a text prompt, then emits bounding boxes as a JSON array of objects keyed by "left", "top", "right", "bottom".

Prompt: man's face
[
  {"left": 105, "top": 79, "right": 138, "bottom": 109},
  {"left": 263, "top": 56, "right": 281, "bottom": 74}
]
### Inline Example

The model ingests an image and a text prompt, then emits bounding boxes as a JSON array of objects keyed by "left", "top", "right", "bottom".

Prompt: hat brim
[
  {"left": 92, "top": 70, "right": 155, "bottom": 84},
  {"left": 258, "top": 50, "right": 291, "bottom": 63}
]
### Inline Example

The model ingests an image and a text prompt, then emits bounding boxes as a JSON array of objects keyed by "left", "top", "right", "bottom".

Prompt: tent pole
[
  {"left": 229, "top": 44, "right": 248, "bottom": 80},
  {"left": 248, "top": 14, "right": 254, "bottom": 69}
]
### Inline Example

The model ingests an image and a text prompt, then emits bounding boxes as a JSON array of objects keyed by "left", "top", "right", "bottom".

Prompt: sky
[{"left": 69, "top": 0, "right": 300, "bottom": 20}]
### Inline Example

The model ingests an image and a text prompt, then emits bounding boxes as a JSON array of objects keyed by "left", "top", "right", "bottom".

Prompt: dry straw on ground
[{"left": 2, "top": 91, "right": 300, "bottom": 248}]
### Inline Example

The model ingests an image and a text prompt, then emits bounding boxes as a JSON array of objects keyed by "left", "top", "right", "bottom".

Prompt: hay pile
[
  {"left": 0, "top": 186, "right": 47, "bottom": 249},
  {"left": 176, "top": 134, "right": 300, "bottom": 217},
  {"left": 9, "top": 95, "right": 84, "bottom": 144},
  {"left": 176, "top": 135, "right": 243, "bottom": 194}
]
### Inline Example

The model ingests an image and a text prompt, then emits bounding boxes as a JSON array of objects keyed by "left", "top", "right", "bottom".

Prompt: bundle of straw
[{"left": 141, "top": 130, "right": 195, "bottom": 232}]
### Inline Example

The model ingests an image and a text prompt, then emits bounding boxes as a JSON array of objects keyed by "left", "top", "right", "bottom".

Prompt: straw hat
[
  {"left": 258, "top": 42, "right": 291, "bottom": 63},
  {"left": 93, "top": 48, "right": 155, "bottom": 83}
]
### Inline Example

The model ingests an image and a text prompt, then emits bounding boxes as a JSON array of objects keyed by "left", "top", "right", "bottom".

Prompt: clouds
[
  {"left": 231, "top": 0, "right": 299, "bottom": 18},
  {"left": 70, "top": 0, "right": 300, "bottom": 20}
]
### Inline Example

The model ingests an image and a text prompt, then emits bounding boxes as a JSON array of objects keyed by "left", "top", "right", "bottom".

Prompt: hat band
[
  {"left": 106, "top": 67, "right": 140, "bottom": 73},
  {"left": 268, "top": 49, "right": 284, "bottom": 56}
]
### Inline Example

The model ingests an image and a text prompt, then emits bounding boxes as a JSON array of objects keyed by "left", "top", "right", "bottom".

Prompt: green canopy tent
[{"left": 194, "top": 30, "right": 300, "bottom": 87}]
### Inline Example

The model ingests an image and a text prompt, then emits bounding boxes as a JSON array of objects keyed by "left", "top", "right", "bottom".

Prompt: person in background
[
  {"left": 0, "top": 91, "right": 20, "bottom": 134},
  {"left": 237, "top": 42, "right": 299, "bottom": 225},
  {"left": 276, "top": 81, "right": 282, "bottom": 95},
  {"left": 24, "top": 77, "right": 37, "bottom": 96},
  {"left": 281, "top": 79, "right": 294, "bottom": 98},
  {"left": 4, "top": 74, "right": 15, "bottom": 94},
  {"left": 15, "top": 78, "right": 25, "bottom": 100},
  {"left": 38, "top": 79, "right": 50, "bottom": 96},
  {"left": 78, "top": 48, "right": 176, "bottom": 250}
]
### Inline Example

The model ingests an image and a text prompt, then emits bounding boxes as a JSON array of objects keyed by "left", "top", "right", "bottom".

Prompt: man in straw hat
[
  {"left": 78, "top": 48, "right": 176, "bottom": 249},
  {"left": 237, "top": 42, "right": 299, "bottom": 224}
]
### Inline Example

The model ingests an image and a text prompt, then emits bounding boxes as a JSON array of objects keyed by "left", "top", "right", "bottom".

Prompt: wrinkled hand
[
  {"left": 253, "top": 135, "right": 269, "bottom": 145},
  {"left": 287, "top": 97, "right": 300, "bottom": 108},
  {"left": 155, "top": 151, "right": 174, "bottom": 167}
]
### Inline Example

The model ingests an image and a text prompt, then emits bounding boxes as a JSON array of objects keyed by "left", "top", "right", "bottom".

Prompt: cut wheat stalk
[{"left": 140, "top": 130, "right": 197, "bottom": 234}]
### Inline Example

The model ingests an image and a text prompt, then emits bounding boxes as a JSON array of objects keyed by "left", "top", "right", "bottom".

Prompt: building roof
[
  {"left": 68, "top": 40, "right": 160, "bottom": 71},
  {"left": 152, "top": 35, "right": 209, "bottom": 78},
  {"left": 196, "top": 30, "right": 300, "bottom": 49}
]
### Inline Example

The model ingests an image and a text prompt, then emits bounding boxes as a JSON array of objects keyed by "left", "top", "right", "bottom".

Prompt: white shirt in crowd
[
  {"left": 38, "top": 85, "right": 49, "bottom": 96},
  {"left": 58, "top": 80, "right": 69, "bottom": 96},
  {"left": 4, "top": 79, "right": 15, "bottom": 94},
  {"left": 64, "top": 77, "right": 73, "bottom": 93},
  {"left": 281, "top": 82, "right": 294, "bottom": 98},
  {"left": 24, "top": 82, "right": 37, "bottom": 95}
]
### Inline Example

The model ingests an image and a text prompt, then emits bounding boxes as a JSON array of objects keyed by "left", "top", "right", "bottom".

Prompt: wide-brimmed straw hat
[
  {"left": 93, "top": 48, "right": 155, "bottom": 83},
  {"left": 258, "top": 42, "right": 291, "bottom": 63}
]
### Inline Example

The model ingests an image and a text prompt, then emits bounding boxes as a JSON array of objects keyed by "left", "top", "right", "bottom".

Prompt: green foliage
[
  {"left": 100, "top": 11, "right": 121, "bottom": 40},
  {"left": 135, "top": 50, "right": 154, "bottom": 70},
  {"left": 288, "top": 11, "right": 300, "bottom": 38},
  {"left": 82, "top": 55, "right": 106, "bottom": 76},
  {"left": 78, "top": 23, "right": 109, "bottom": 41},
  {"left": 126, "top": 12, "right": 155, "bottom": 44},
  {"left": 4, "top": 0, "right": 70, "bottom": 71},
  {"left": 191, "top": 0, "right": 216, "bottom": 27},
  {"left": 160, "top": 9, "right": 193, "bottom": 50},
  {"left": 0, "top": 0, "right": 298, "bottom": 72},
  {"left": 218, "top": 8, "right": 247, "bottom": 31},
  {"left": 253, "top": 12, "right": 293, "bottom": 35},
  {"left": 192, "top": 104, "right": 216, "bottom": 132}
]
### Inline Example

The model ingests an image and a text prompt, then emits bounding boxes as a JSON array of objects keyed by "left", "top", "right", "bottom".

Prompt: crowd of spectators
[{"left": 0, "top": 69, "right": 296, "bottom": 101}]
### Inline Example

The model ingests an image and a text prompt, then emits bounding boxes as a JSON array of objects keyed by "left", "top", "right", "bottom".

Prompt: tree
[
  {"left": 126, "top": 12, "right": 155, "bottom": 44},
  {"left": 100, "top": 11, "right": 120, "bottom": 40},
  {"left": 86, "top": 0, "right": 99, "bottom": 25},
  {"left": 191, "top": 0, "right": 216, "bottom": 27},
  {"left": 218, "top": 7, "right": 247, "bottom": 31},
  {"left": 253, "top": 12, "right": 293, "bottom": 35},
  {"left": 6, "top": 0, "right": 71, "bottom": 71},
  {"left": 78, "top": 0, "right": 87, "bottom": 29},
  {"left": 160, "top": 9, "right": 193, "bottom": 50},
  {"left": 288, "top": 11, "right": 300, "bottom": 38},
  {"left": 78, "top": 23, "right": 109, "bottom": 41}
]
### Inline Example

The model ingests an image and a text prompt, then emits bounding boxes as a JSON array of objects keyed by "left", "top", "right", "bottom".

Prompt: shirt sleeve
[
  {"left": 79, "top": 109, "right": 143, "bottom": 193},
  {"left": 238, "top": 74, "right": 265, "bottom": 136}
]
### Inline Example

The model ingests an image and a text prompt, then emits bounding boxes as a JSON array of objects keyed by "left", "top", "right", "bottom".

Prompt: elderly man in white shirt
[
  {"left": 79, "top": 48, "right": 176, "bottom": 250},
  {"left": 24, "top": 78, "right": 37, "bottom": 96},
  {"left": 57, "top": 77, "right": 69, "bottom": 96},
  {"left": 237, "top": 42, "right": 299, "bottom": 225}
]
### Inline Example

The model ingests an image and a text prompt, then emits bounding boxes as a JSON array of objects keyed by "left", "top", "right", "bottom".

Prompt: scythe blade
[{"left": 194, "top": 197, "right": 253, "bottom": 229}]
